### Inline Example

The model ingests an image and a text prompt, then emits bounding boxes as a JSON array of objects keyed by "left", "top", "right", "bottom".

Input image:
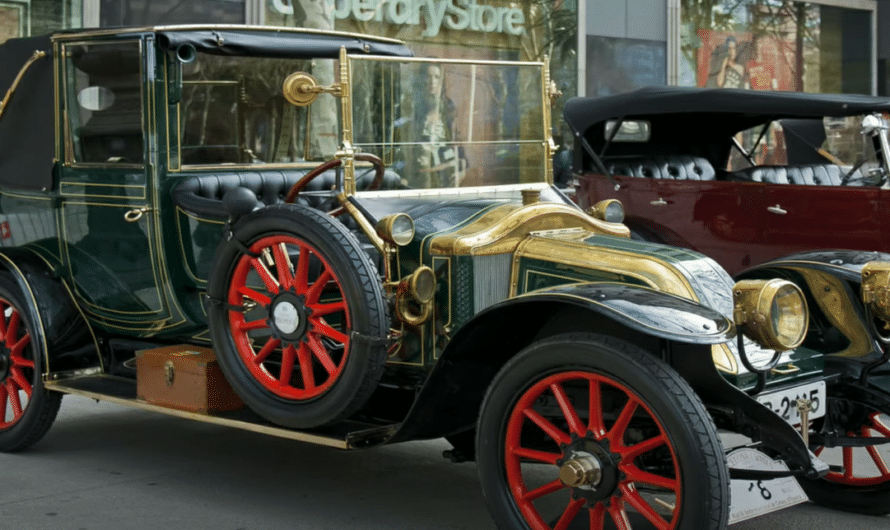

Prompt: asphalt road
[{"left": 0, "top": 396, "right": 887, "bottom": 530}]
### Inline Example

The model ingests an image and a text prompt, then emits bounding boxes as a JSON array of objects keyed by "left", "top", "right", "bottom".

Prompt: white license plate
[
  {"left": 756, "top": 381, "right": 826, "bottom": 425},
  {"left": 727, "top": 448, "right": 809, "bottom": 524}
]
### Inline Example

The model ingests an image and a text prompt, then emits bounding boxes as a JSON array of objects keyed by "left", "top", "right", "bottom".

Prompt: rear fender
[
  {"left": 0, "top": 249, "right": 101, "bottom": 374},
  {"left": 383, "top": 282, "right": 734, "bottom": 445}
]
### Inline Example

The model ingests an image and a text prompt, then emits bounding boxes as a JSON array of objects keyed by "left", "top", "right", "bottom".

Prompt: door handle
[
  {"left": 650, "top": 198, "right": 667, "bottom": 206},
  {"left": 767, "top": 204, "right": 787, "bottom": 215},
  {"left": 124, "top": 207, "right": 151, "bottom": 222}
]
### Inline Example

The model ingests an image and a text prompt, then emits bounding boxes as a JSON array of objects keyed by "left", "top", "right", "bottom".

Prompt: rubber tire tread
[
  {"left": 476, "top": 332, "right": 729, "bottom": 530},
  {"left": 0, "top": 280, "right": 62, "bottom": 452},
  {"left": 208, "top": 203, "right": 389, "bottom": 429}
]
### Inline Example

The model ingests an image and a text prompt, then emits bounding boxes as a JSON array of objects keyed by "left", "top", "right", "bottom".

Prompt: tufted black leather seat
[
  {"left": 604, "top": 155, "right": 716, "bottom": 181},
  {"left": 171, "top": 166, "right": 402, "bottom": 218},
  {"left": 731, "top": 164, "right": 862, "bottom": 186}
]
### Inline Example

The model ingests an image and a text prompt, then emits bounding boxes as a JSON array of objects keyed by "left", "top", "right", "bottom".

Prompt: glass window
[
  {"left": 178, "top": 54, "right": 339, "bottom": 166},
  {"left": 680, "top": 1, "right": 873, "bottom": 94},
  {"left": 350, "top": 58, "right": 547, "bottom": 189},
  {"left": 65, "top": 41, "right": 144, "bottom": 164}
]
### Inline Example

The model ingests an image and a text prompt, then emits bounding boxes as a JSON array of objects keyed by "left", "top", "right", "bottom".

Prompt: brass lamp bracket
[{"left": 282, "top": 72, "right": 342, "bottom": 106}]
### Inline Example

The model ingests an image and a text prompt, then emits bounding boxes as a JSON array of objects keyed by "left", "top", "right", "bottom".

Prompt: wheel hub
[
  {"left": 559, "top": 452, "right": 603, "bottom": 488},
  {"left": 559, "top": 438, "right": 621, "bottom": 502},
  {"left": 267, "top": 290, "right": 310, "bottom": 342}
]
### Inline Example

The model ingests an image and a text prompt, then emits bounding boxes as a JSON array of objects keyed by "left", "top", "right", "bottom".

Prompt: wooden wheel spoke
[
  {"left": 6, "top": 381, "right": 22, "bottom": 417},
  {"left": 550, "top": 382, "right": 585, "bottom": 436},
  {"left": 607, "top": 397, "right": 639, "bottom": 448},
  {"left": 0, "top": 303, "right": 7, "bottom": 338},
  {"left": 621, "top": 433, "right": 668, "bottom": 461},
  {"left": 523, "top": 408, "right": 572, "bottom": 446},
  {"left": 588, "top": 379, "right": 606, "bottom": 438},
  {"left": 236, "top": 319, "right": 269, "bottom": 332},
  {"left": 0, "top": 383, "right": 7, "bottom": 421},
  {"left": 522, "top": 478, "right": 565, "bottom": 502},
  {"left": 6, "top": 309, "right": 19, "bottom": 345},
  {"left": 622, "top": 485, "right": 671, "bottom": 530},
  {"left": 9, "top": 334, "right": 29, "bottom": 357},
  {"left": 252, "top": 337, "right": 281, "bottom": 365},
  {"left": 293, "top": 243, "right": 310, "bottom": 293},
  {"left": 844, "top": 446, "right": 855, "bottom": 478},
  {"left": 510, "top": 447, "right": 561, "bottom": 465},
  {"left": 307, "top": 335, "right": 338, "bottom": 375},
  {"left": 553, "top": 498, "right": 585, "bottom": 530},
  {"left": 272, "top": 243, "right": 294, "bottom": 290},
  {"left": 866, "top": 445, "right": 890, "bottom": 477},
  {"left": 607, "top": 499, "right": 632, "bottom": 530},
  {"left": 278, "top": 345, "right": 297, "bottom": 385},
  {"left": 305, "top": 269, "right": 333, "bottom": 304},
  {"left": 236, "top": 286, "right": 271, "bottom": 307},
  {"left": 623, "top": 464, "right": 677, "bottom": 491},
  {"left": 9, "top": 352, "right": 33, "bottom": 370},
  {"left": 308, "top": 301, "right": 346, "bottom": 318},
  {"left": 10, "top": 369, "right": 31, "bottom": 397},
  {"left": 312, "top": 319, "right": 348, "bottom": 345},
  {"left": 296, "top": 343, "right": 316, "bottom": 390},
  {"left": 250, "top": 257, "right": 280, "bottom": 293},
  {"left": 870, "top": 414, "right": 890, "bottom": 438},
  {"left": 589, "top": 503, "right": 606, "bottom": 528}
]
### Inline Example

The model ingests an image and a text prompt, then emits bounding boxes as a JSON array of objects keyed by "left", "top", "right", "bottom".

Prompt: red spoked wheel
[
  {"left": 478, "top": 334, "right": 728, "bottom": 530},
  {"left": 0, "top": 296, "right": 33, "bottom": 429},
  {"left": 505, "top": 372, "right": 681, "bottom": 530},
  {"left": 801, "top": 409, "right": 890, "bottom": 514},
  {"left": 227, "top": 234, "right": 350, "bottom": 399},
  {"left": 0, "top": 279, "right": 61, "bottom": 453},
  {"left": 815, "top": 413, "right": 890, "bottom": 487},
  {"left": 208, "top": 204, "right": 388, "bottom": 429}
]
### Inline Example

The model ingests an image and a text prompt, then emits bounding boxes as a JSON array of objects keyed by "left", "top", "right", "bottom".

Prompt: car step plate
[
  {"left": 755, "top": 380, "right": 826, "bottom": 425},
  {"left": 727, "top": 448, "right": 809, "bottom": 524}
]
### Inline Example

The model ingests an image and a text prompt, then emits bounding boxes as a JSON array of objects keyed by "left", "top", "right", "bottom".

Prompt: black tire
[
  {"left": 208, "top": 204, "right": 388, "bottom": 429},
  {"left": 477, "top": 333, "right": 729, "bottom": 530},
  {"left": 799, "top": 410, "right": 890, "bottom": 515},
  {"left": 0, "top": 280, "right": 62, "bottom": 452}
]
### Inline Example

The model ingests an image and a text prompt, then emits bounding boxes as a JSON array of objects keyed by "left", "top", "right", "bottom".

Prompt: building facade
[{"left": 0, "top": 0, "right": 884, "bottom": 145}]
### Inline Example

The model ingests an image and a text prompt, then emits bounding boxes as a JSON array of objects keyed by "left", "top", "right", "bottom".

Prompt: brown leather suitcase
[{"left": 136, "top": 345, "right": 243, "bottom": 414}]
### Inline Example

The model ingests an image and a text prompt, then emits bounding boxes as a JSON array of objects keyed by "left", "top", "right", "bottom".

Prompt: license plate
[
  {"left": 727, "top": 448, "right": 809, "bottom": 524},
  {"left": 756, "top": 380, "right": 826, "bottom": 425}
]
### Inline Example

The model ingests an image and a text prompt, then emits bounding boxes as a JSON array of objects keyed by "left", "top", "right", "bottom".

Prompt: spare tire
[{"left": 207, "top": 203, "right": 389, "bottom": 429}]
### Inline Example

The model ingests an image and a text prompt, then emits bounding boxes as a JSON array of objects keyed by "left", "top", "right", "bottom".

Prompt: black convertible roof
[{"left": 564, "top": 86, "right": 890, "bottom": 138}]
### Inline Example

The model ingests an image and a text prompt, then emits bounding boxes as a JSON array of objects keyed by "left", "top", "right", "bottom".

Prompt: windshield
[
  {"left": 348, "top": 57, "right": 550, "bottom": 191},
  {"left": 177, "top": 53, "right": 340, "bottom": 167}
]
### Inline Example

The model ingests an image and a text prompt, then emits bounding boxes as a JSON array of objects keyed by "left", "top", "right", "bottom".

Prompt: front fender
[
  {"left": 0, "top": 248, "right": 100, "bottom": 373},
  {"left": 516, "top": 282, "right": 734, "bottom": 344},
  {"left": 379, "top": 282, "right": 733, "bottom": 446}
]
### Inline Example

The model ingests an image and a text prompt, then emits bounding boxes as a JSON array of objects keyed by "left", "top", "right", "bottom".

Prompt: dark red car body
[{"left": 566, "top": 87, "right": 890, "bottom": 275}]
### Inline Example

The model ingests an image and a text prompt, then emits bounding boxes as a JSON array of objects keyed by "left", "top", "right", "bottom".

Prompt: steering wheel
[{"left": 284, "top": 153, "right": 386, "bottom": 204}]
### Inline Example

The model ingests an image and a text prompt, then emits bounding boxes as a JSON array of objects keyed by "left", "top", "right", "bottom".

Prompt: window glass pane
[
  {"left": 65, "top": 41, "right": 143, "bottom": 164},
  {"left": 680, "top": 1, "right": 872, "bottom": 94},
  {"left": 350, "top": 58, "right": 547, "bottom": 189},
  {"left": 179, "top": 54, "right": 339, "bottom": 166}
]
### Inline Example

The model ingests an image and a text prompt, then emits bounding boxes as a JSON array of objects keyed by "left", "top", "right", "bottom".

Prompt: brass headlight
[
  {"left": 376, "top": 213, "right": 415, "bottom": 246},
  {"left": 586, "top": 199, "right": 625, "bottom": 224},
  {"left": 862, "top": 261, "right": 890, "bottom": 321},
  {"left": 733, "top": 279, "right": 808, "bottom": 351}
]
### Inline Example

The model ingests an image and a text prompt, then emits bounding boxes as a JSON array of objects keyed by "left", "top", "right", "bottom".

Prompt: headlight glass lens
[{"left": 770, "top": 284, "right": 807, "bottom": 349}]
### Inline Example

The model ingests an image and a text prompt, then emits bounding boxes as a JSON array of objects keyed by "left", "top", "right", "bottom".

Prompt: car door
[
  {"left": 759, "top": 182, "right": 882, "bottom": 263},
  {"left": 58, "top": 37, "right": 170, "bottom": 331}
]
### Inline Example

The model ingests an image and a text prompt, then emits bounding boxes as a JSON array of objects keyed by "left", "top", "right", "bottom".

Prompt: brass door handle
[
  {"left": 650, "top": 198, "right": 667, "bottom": 206},
  {"left": 124, "top": 207, "right": 151, "bottom": 222},
  {"left": 767, "top": 204, "right": 787, "bottom": 215}
]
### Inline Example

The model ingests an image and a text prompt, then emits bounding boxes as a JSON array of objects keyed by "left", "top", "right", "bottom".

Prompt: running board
[{"left": 44, "top": 375, "right": 394, "bottom": 450}]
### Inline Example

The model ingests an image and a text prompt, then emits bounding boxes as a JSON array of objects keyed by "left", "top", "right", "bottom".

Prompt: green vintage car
[{"left": 0, "top": 25, "right": 889, "bottom": 530}]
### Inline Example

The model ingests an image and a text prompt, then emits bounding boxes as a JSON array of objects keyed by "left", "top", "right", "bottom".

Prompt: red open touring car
[
  {"left": 0, "top": 26, "right": 889, "bottom": 530},
  {"left": 566, "top": 86, "right": 890, "bottom": 275}
]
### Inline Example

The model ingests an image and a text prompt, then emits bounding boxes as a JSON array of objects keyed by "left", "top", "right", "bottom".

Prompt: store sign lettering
[{"left": 271, "top": 0, "right": 525, "bottom": 37}]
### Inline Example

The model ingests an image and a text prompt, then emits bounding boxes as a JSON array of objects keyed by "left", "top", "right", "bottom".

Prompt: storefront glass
[
  {"left": 264, "top": 0, "right": 578, "bottom": 146},
  {"left": 680, "top": 0, "right": 872, "bottom": 94}
]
